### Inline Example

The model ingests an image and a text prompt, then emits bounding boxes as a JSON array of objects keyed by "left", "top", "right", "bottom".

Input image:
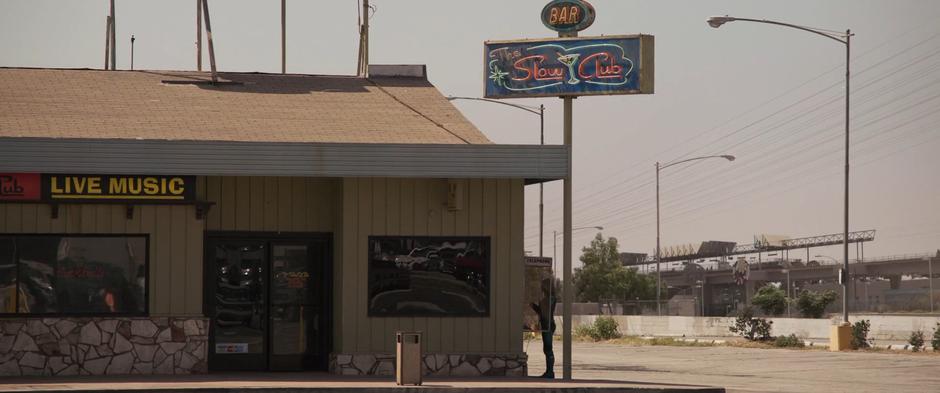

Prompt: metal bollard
[{"left": 396, "top": 331, "right": 422, "bottom": 386}]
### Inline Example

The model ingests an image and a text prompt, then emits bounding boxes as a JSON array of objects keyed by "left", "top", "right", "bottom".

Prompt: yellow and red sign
[{"left": 0, "top": 173, "right": 195, "bottom": 203}]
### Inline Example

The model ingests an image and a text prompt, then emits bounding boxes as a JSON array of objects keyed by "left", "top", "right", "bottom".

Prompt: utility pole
[
  {"left": 560, "top": 27, "right": 576, "bottom": 384},
  {"left": 109, "top": 0, "right": 116, "bottom": 70},
  {"left": 202, "top": 0, "right": 218, "bottom": 83},
  {"left": 196, "top": 0, "right": 202, "bottom": 71},
  {"left": 357, "top": 0, "right": 370, "bottom": 77},
  {"left": 104, "top": 16, "right": 111, "bottom": 70},
  {"left": 130, "top": 35, "right": 135, "bottom": 70},
  {"left": 281, "top": 0, "right": 286, "bottom": 74}
]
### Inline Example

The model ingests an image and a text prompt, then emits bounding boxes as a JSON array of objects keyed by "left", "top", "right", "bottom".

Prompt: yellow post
[{"left": 830, "top": 323, "right": 852, "bottom": 351}]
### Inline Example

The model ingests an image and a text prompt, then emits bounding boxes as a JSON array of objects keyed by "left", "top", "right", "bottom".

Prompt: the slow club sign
[
  {"left": 484, "top": 35, "right": 653, "bottom": 98},
  {"left": 0, "top": 173, "right": 195, "bottom": 203}
]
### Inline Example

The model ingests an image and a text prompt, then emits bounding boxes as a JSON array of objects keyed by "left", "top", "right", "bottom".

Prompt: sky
[{"left": 1, "top": 0, "right": 939, "bottom": 264}]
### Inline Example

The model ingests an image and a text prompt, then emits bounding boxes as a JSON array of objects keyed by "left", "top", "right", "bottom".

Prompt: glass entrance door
[{"left": 206, "top": 235, "right": 330, "bottom": 372}]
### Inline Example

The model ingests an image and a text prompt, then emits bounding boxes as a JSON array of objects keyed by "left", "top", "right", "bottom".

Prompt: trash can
[{"left": 396, "top": 331, "right": 422, "bottom": 386}]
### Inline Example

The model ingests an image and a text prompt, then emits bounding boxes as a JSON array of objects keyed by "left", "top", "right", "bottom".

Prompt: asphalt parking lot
[{"left": 525, "top": 340, "right": 940, "bottom": 393}]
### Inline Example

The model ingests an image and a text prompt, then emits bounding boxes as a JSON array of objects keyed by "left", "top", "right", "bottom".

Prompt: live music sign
[
  {"left": 484, "top": 35, "right": 654, "bottom": 99},
  {"left": 0, "top": 173, "right": 195, "bottom": 203}
]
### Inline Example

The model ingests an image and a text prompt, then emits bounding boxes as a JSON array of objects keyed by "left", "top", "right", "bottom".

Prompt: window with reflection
[{"left": 0, "top": 235, "right": 147, "bottom": 315}]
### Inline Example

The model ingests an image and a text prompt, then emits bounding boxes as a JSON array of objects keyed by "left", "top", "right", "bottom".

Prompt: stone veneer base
[
  {"left": 329, "top": 352, "right": 527, "bottom": 377},
  {"left": 0, "top": 317, "right": 208, "bottom": 376}
]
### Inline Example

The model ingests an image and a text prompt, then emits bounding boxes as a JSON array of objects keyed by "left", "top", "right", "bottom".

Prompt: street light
[
  {"left": 553, "top": 226, "right": 605, "bottom": 275},
  {"left": 655, "top": 155, "right": 734, "bottom": 315},
  {"left": 708, "top": 15, "right": 854, "bottom": 326},
  {"left": 447, "top": 96, "right": 546, "bottom": 259}
]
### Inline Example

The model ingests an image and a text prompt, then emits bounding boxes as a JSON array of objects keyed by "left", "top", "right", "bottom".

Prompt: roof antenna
[
  {"left": 104, "top": 15, "right": 111, "bottom": 70},
  {"left": 130, "top": 35, "right": 136, "bottom": 70},
  {"left": 109, "top": 0, "right": 116, "bottom": 70},
  {"left": 356, "top": 0, "right": 371, "bottom": 77},
  {"left": 201, "top": 0, "right": 219, "bottom": 83}
]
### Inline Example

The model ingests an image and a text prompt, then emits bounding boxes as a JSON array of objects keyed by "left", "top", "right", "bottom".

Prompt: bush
[
  {"left": 932, "top": 323, "right": 940, "bottom": 351},
  {"left": 851, "top": 319, "right": 871, "bottom": 349},
  {"left": 729, "top": 307, "right": 773, "bottom": 341},
  {"left": 773, "top": 334, "right": 805, "bottom": 348},
  {"left": 909, "top": 330, "right": 925, "bottom": 352},
  {"left": 752, "top": 284, "right": 787, "bottom": 316},
  {"left": 593, "top": 316, "right": 620, "bottom": 340},
  {"left": 796, "top": 290, "right": 838, "bottom": 318},
  {"left": 575, "top": 316, "right": 621, "bottom": 341}
]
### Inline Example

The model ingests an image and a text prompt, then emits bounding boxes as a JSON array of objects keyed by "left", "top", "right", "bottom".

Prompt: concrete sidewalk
[
  {"left": 0, "top": 373, "right": 723, "bottom": 393},
  {"left": 525, "top": 341, "right": 940, "bottom": 393}
]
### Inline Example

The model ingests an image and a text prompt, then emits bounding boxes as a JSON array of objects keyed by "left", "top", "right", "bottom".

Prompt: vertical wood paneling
[
  {"left": 452, "top": 179, "right": 469, "bottom": 352},
  {"left": 370, "top": 178, "right": 387, "bottom": 351},
  {"left": 481, "top": 179, "right": 498, "bottom": 352},
  {"left": 439, "top": 180, "right": 456, "bottom": 352},
  {"left": 139, "top": 206, "right": 157, "bottom": 313},
  {"left": 263, "top": 177, "right": 278, "bottom": 231},
  {"left": 35, "top": 205, "right": 52, "bottom": 233},
  {"left": 154, "top": 206, "right": 172, "bottom": 315},
  {"left": 384, "top": 178, "right": 401, "bottom": 352},
  {"left": 356, "top": 178, "right": 372, "bottom": 352},
  {"left": 277, "top": 177, "right": 292, "bottom": 230},
  {"left": 339, "top": 178, "right": 358, "bottom": 352},
  {"left": 94, "top": 205, "right": 111, "bottom": 233},
  {"left": 291, "top": 178, "right": 306, "bottom": 231},
  {"left": 109, "top": 205, "right": 126, "bottom": 234},
  {"left": 496, "top": 180, "right": 513, "bottom": 351},
  {"left": 235, "top": 177, "right": 251, "bottom": 231},
  {"left": 509, "top": 179, "right": 524, "bottom": 353},
  {"left": 220, "top": 177, "right": 237, "bottom": 230},
  {"left": 466, "top": 179, "right": 484, "bottom": 351},
  {"left": 20, "top": 205, "right": 37, "bottom": 233},
  {"left": 205, "top": 176, "right": 222, "bottom": 230},
  {"left": 397, "top": 180, "right": 415, "bottom": 335},
  {"left": 425, "top": 180, "right": 444, "bottom": 353},
  {"left": 185, "top": 207, "right": 204, "bottom": 315},
  {"left": 169, "top": 207, "right": 187, "bottom": 315},
  {"left": 249, "top": 177, "right": 265, "bottom": 231}
]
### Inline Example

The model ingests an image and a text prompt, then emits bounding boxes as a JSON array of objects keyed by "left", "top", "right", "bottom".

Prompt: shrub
[
  {"left": 851, "top": 319, "right": 871, "bottom": 349},
  {"left": 574, "top": 324, "right": 596, "bottom": 340},
  {"left": 575, "top": 316, "right": 621, "bottom": 341},
  {"left": 932, "top": 323, "right": 940, "bottom": 351},
  {"left": 752, "top": 284, "right": 787, "bottom": 316},
  {"left": 773, "top": 334, "right": 805, "bottom": 348},
  {"left": 909, "top": 330, "right": 925, "bottom": 352},
  {"left": 593, "top": 316, "right": 621, "bottom": 340},
  {"left": 729, "top": 306, "right": 773, "bottom": 341},
  {"left": 796, "top": 290, "right": 838, "bottom": 318}
]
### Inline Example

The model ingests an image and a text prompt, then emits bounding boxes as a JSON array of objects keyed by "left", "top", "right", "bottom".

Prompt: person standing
[{"left": 530, "top": 277, "right": 556, "bottom": 378}]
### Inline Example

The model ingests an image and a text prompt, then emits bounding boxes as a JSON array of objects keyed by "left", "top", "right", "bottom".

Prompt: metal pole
[
  {"left": 842, "top": 30, "right": 851, "bottom": 325},
  {"left": 109, "top": 0, "right": 116, "bottom": 70},
  {"left": 540, "top": 105, "right": 545, "bottom": 259},
  {"left": 361, "top": 0, "right": 369, "bottom": 77},
  {"left": 196, "top": 0, "right": 202, "bottom": 71},
  {"left": 281, "top": 0, "right": 286, "bottom": 74},
  {"left": 559, "top": 28, "right": 577, "bottom": 380},
  {"left": 930, "top": 257, "right": 934, "bottom": 313},
  {"left": 202, "top": 0, "right": 218, "bottom": 83},
  {"left": 655, "top": 162, "right": 661, "bottom": 316},
  {"left": 104, "top": 16, "right": 111, "bottom": 70},
  {"left": 130, "top": 35, "right": 135, "bottom": 70}
]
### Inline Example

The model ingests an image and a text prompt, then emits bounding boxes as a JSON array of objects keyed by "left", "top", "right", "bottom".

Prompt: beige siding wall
[
  {"left": 0, "top": 203, "right": 203, "bottom": 316},
  {"left": 2, "top": 176, "right": 524, "bottom": 356},
  {"left": 336, "top": 178, "right": 524, "bottom": 355}
]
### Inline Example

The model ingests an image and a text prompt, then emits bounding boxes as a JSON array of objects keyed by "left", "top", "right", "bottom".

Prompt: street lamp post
[
  {"left": 447, "top": 97, "right": 545, "bottom": 257},
  {"left": 655, "top": 155, "right": 735, "bottom": 315},
  {"left": 708, "top": 15, "right": 853, "bottom": 325}
]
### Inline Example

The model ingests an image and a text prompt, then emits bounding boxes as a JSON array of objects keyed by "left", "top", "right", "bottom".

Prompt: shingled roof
[{"left": 0, "top": 68, "right": 491, "bottom": 145}]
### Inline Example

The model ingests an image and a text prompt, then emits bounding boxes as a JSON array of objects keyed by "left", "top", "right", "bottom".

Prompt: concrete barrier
[{"left": 560, "top": 314, "right": 940, "bottom": 341}]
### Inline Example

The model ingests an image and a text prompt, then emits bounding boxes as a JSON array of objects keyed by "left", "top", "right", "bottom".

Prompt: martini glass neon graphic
[{"left": 557, "top": 53, "right": 581, "bottom": 84}]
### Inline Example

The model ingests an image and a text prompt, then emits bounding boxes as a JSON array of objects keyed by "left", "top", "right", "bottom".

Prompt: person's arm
[{"left": 530, "top": 302, "right": 541, "bottom": 315}]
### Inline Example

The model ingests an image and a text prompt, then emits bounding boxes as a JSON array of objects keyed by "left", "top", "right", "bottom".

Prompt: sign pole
[{"left": 561, "top": 27, "right": 576, "bottom": 383}]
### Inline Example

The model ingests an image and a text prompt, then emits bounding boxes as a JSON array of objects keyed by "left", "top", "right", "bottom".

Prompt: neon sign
[
  {"left": 541, "top": 0, "right": 595, "bottom": 33},
  {"left": 484, "top": 35, "right": 654, "bottom": 99}
]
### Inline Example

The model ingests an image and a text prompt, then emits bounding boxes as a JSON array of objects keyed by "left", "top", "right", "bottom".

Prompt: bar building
[{"left": 0, "top": 66, "right": 566, "bottom": 376}]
